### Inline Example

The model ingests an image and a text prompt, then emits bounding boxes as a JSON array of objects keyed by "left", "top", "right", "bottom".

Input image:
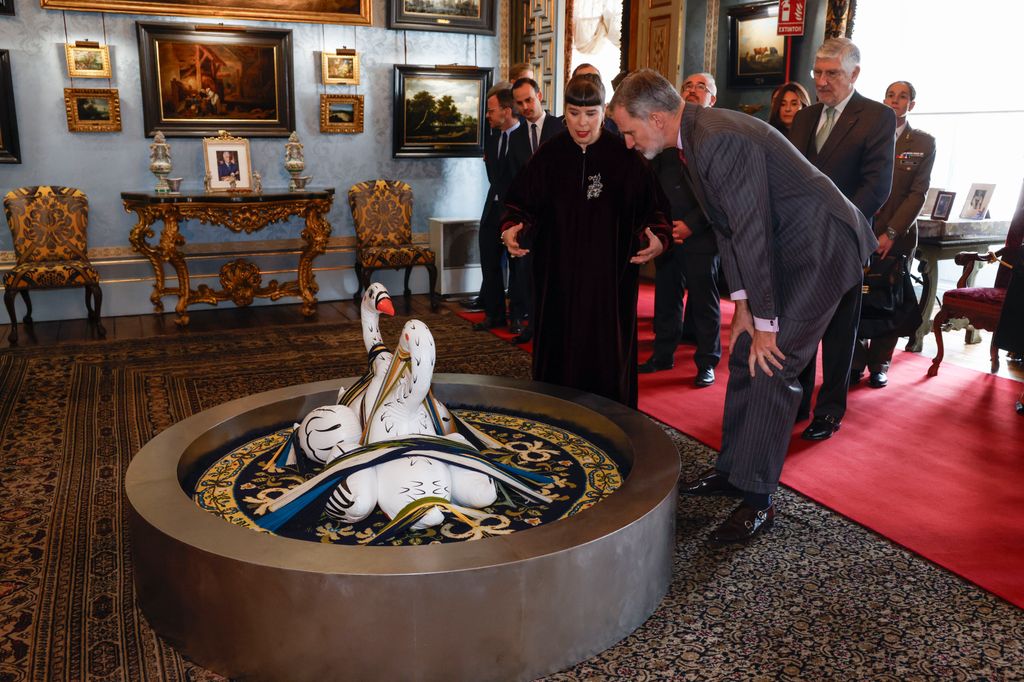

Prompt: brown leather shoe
[
  {"left": 709, "top": 502, "right": 775, "bottom": 546},
  {"left": 680, "top": 468, "right": 743, "bottom": 498}
]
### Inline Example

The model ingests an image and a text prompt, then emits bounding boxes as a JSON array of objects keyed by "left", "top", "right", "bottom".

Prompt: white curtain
[{"left": 573, "top": 0, "right": 621, "bottom": 54}]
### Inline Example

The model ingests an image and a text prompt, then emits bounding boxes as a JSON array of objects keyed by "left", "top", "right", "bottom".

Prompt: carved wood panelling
[
  {"left": 636, "top": 0, "right": 684, "bottom": 86},
  {"left": 514, "top": 0, "right": 561, "bottom": 110}
]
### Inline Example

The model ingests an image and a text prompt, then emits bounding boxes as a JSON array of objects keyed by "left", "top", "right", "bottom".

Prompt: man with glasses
[
  {"left": 788, "top": 37, "right": 896, "bottom": 441},
  {"left": 639, "top": 72, "right": 721, "bottom": 388}
]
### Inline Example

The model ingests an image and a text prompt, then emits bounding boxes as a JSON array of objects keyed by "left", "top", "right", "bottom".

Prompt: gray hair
[
  {"left": 486, "top": 81, "right": 512, "bottom": 100},
  {"left": 608, "top": 68, "right": 682, "bottom": 120},
  {"left": 685, "top": 72, "right": 717, "bottom": 96},
  {"left": 816, "top": 37, "right": 861, "bottom": 74}
]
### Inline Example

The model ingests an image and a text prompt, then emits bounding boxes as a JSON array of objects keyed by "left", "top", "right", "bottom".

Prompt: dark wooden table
[{"left": 122, "top": 189, "right": 334, "bottom": 326}]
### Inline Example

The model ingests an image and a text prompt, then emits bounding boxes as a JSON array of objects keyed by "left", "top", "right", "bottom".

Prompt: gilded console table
[{"left": 122, "top": 189, "right": 334, "bottom": 326}]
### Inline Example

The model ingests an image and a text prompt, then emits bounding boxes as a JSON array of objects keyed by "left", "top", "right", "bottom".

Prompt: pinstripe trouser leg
[{"left": 716, "top": 309, "right": 838, "bottom": 494}]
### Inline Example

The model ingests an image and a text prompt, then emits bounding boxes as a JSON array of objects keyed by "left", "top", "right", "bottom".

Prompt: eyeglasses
[
  {"left": 682, "top": 82, "right": 709, "bottom": 92},
  {"left": 810, "top": 68, "right": 845, "bottom": 81}
]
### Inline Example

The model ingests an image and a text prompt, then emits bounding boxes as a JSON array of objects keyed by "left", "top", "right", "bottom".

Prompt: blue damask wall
[{"left": 0, "top": 0, "right": 495, "bottom": 320}]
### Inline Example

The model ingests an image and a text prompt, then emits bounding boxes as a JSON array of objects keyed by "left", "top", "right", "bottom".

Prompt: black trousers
[
  {"left": 508, "top": 251, "right": 532, "bottom": 322},
  {"left": 798, "top": 280, "right": 862, "bottom": 419},
  {"left": 478, "top": 208, "right": 507, "bottom": 322},
  {"left": 651, "top": 247, "right": 721, "bottom": 369}
]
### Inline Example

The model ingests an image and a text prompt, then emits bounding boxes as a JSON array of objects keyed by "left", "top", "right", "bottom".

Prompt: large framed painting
[
  {"left": 136, "top": 23, "right": 295, "bottom": 137},
  {"left": 0, "top": 50, "right": 20, "bottom": 163},
  {"left": 393, "top": 65, "right": 490, "bottom": 158},
  {"left": 40, "top": 0, "right": 371, "bottom": 25},
  {"left": 727, "top": 2, "right": 791, "bottom": 88},
  {"left": 388, "top": 0, "right": 495, "bottom": 35}
]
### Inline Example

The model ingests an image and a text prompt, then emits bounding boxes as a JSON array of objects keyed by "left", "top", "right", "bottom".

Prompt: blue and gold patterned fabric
[
  {"left": 348, "top": 179, "right": 436, "bottom": 271},
  {"left": 3, "top": 186, "right": 100, "bottom": 290}
]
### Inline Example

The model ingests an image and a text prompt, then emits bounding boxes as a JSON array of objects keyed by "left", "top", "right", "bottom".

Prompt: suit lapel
[
  {"left": 678, "top": 104, "right": 719, "bottom": 234},
  {"left": 815, "top": 91, "right": 864, "bottom": 165}
]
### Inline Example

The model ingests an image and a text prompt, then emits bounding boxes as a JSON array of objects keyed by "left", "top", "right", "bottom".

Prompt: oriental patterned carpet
[{"left": 0, "top": 309, "right": 1021, "bottom": 681}]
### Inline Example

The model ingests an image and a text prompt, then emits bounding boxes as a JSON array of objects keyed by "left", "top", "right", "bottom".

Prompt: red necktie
[{"left": 677, "top": 147, "right": 687, "bottom": 165}]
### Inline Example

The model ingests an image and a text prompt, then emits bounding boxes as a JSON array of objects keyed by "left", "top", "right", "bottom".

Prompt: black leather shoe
[
  {"left": 459, "top": 296, "right": 484, "bottom": 311},
  {"left": 509, "top": 320, "right": 523, "bottom": 335},
  {"left": 638, "top": 357, "right": 674, "bottom": 374},
  {"left": 680, "top": 468, "right": 743, "bottom": 498},
  {"left": 868, "top": 371, "right": 888, "bottom": 388},
  {"left": 801, "top": 414, "right": 841, "bottom": 441},
  {"left": 694, "top": 366, "right": 715, "bottom": 387},
  {"left": 512, "top": 330, "right": 532, "bottom": 344},
  {"left": 709, "top": 502, "right": 775, "bottom": 546},
  {"left": 472, "top": 317, "right": 506, "bottom": 331}
]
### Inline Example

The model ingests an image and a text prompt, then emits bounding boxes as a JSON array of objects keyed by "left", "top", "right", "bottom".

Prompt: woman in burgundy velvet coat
[{"left": 501, "top": 75, "right": 671, "bottom": 408}]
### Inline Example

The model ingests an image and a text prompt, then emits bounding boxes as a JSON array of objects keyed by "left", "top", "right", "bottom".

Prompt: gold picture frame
[
  {"left": 320, "top": 94, "right": 364, "bottom": 133},
  {"left": 64, "top": 43, "right": 112, "bottom": 78},
  {"left": 321, "top": 51, "right": 360, "bottom": 85},
  {"left": 202, "top": 131, "right": 253, "bottom": 191},
  {"left": 40, "top": 0, "right": 372, "bottom": 26},
  {"left": 63, "top": 88, "right": 122, "bottom": 132}
]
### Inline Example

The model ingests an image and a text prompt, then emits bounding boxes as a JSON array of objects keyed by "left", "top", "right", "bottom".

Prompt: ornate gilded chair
[
  {"left": 348, "top": 179, "right": 438, "bottom": 310},
  {"left": 3, "top": 186, "right": 105, "bottom": 344},
  {"left": 928, "top": 205, "right": 1024, "bottom": 376}
]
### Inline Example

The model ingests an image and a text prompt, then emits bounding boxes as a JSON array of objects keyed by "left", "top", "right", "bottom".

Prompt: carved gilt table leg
[
  {"left": 155, "top": 206, "right": 191, "bottom": 326},
  {"left": 298, "top": 200, "right": 332, "bottom": 317},
  {"left": 127, "top": 205, "right": 168, "bottom": 313}
]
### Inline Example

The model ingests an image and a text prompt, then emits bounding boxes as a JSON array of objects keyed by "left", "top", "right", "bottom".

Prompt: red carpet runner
[{"left": 457, "top": 283, "right": 1024, "bottom": 608}]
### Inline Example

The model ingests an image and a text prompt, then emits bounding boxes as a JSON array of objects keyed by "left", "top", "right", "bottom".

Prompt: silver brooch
[{"left": 586, "top": 173, "right": 603, "bottom": 200}]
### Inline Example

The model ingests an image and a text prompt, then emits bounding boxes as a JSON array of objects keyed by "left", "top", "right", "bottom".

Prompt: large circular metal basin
[{"left": 126, "top": 374, "right": 679, "bottom": 682}]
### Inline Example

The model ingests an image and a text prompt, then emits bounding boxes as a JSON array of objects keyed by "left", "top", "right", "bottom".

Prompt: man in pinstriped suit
[{"left": 611, "top": 70, "right": 877, "bottom": 545}]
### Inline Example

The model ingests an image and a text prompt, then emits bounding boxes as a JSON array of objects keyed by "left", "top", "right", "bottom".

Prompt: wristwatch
[{"left": 885, "top": 227, "right": 898, "bottom": 241}]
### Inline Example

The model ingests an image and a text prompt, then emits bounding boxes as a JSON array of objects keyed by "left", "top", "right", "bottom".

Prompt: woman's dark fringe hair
[{"left": 564, "top": 74, "right": 605, "bottom": 108}]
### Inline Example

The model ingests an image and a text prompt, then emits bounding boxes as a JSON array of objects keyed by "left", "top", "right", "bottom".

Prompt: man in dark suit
[
  {"left": 788, "top": 37, "right": 896, "bottom": 440},
  {"left": 640, "top": 71, "right": 721, "bottom": 387},
  {"left": 853, "top": 80, "right": 935, "bottom": 388},
  {"left": 506, "top": 78, "right": 566, "bottom": 343},
  {"left": 474, "top": 84, "right": 530, "bottom": 332},
  {"left": 611, "top": 69, "right": 877, "bottom": 545}
]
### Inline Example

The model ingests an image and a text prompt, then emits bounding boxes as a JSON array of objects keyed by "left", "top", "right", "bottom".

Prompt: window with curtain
[
  {"left": 570, "top": 0, "right": 622, "bottom": 101},
  {"left": 853, "top": 0, "right": 1024, "bottom": 220}
]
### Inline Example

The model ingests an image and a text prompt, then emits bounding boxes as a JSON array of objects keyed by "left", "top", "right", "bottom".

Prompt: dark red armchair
[{"left": 928, "top": 206, "right": 1024, "bottom": 376}]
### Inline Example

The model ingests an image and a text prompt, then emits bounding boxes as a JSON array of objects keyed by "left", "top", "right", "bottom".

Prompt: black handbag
[{"left": 861, "top": 253, "right": 906, "bottom": 317}]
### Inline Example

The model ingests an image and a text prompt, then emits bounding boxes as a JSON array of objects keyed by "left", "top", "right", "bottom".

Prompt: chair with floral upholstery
[
  {"left": 3, "top": 186, "right": 105, "bottom": 344},
  {"left": 928, "top": 205, "right": 1024, "bottom": 376},
  {"left": 348, "top": 179, "right": 438, "bottom": 310}
]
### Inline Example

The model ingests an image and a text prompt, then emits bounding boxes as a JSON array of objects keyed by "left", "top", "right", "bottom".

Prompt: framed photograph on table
[
  {"left": 931, "top": 191, "right": 956, "bottom": 221},
  {"left": 64, "top": 43, "right": 111, "bottom": 78},
  {"left": 920, "top": 187, "right": 943, "bottom": 216},
  {"left": 387, "top": 0, "right": 495, "bottom": 35},
  {"left": 393, "top": 64, "right": 490, "bottom": 158},
  {"left": 64, "top": 88, "right": 122, "bottom": 132},
  {"left": 202, "top": 131, "right": 252, "bottom": 191},
  {"left": 959, "top": 183, "right": 996, "bottom": 220},
  {"left": 727, "top": 1, "right": 790, "bottom": 88},
  {"left": 0, "top": 50, "right": 20, "bottom": 163},
  {"left": 136, "top": 22, "right": 295, "bottom": 137},
  {"left": 322, "top": 51, "right": 359, "bottom": 85},
  {"left": 320, "top": 94, "right": 364, "bottom": 133}
]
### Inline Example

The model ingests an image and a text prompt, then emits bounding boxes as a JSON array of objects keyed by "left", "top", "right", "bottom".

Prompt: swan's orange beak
[{"left": 377, "top": 297, "right": 395, "bottom": 316}]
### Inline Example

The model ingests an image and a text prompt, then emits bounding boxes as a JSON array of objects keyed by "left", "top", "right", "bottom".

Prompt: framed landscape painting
[
  {"left": 40, "top": 0, "right": 371, "bottom": 25},
  {"left": 136, "top": 22, "right": 295, "bottom": 137},
  {"left": 388, "top": 0, "right": 495, "bottom": 35},
  {"left": 64, "top": 88, "right": 122, "bottom": 132},
  {"left": 727, "top": 1, "right": 791, "bottom": 88},
  {"left": 393, "top": 65, "right": 490, "bottom": 158},
  {"left": 65, "top": 43, "right": 112, "bottom": 78},
  {"left": 320, "top": 94, "right": 364, "bottom": 133}
]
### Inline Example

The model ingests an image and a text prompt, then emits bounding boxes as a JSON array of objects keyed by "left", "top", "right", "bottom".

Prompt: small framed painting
[
  {"left": 322, "top": 51, "right": 359, "bottom": 85},
  {"left": 931, "top": 191, "right": 956, "bottom": 221},
  {"left": 63, "top": 88, "right": 122, "bottom": 132},
  {"left": 959, "top": 183, "right": 996, "bottom": 220},
  {"left": 727, "top": 1, "right": 790, "bottom": 88},
  {"left": 64, "top": 43, "right": 112, "bottom": 78},
  {"left": 202, "top": 131, "right": 253, "bottom": 191},
  {"left": 320, "top": 94, "right": 364, "bottom": 133},
  {"left": 393, "top": 64, "right": 490, "bottom": 158}
]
